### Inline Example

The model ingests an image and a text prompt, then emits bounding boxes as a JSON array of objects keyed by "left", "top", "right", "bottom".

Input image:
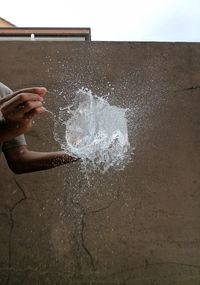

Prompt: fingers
[
  {"left": 34, "top": 106, "right": 46, "bottom": 114},
  {"left": 65, "top": 154, "right": 80, "bottom": 162},
  {"left": 12, "top": 87, "right": 46, "bottom": 98},
  {"left": 17, "top": 101, "right": 43, "bottom": 116},
  {"left": 4, "top": 93, "right": 44, "bottom": 112},
  {"left": 71, "top": 156, "right": 80, "bottom": 162},
  {"left": 1, "top": 87, "right": 47, "bottom": 103},
  {"left": 24, "top": 106, "right": 46, "bottom": 119}
]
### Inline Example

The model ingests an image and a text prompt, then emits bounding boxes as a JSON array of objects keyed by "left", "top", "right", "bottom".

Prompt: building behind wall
[
  {"left": 0, "top": 17, "right": 91, "bottom": 41},
  {"left": 0, "top": 17, "right": 15, "bottom": 27}
]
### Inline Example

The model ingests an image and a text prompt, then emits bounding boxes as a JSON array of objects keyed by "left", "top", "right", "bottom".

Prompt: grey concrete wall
[{"left": 0, "top": 42, "right": 200, "bottom": 285}]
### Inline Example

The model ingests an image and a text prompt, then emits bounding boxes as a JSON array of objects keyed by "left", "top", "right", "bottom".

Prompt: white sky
[{"left": 1, "top": 0, "right": 200, "bottom": 41}]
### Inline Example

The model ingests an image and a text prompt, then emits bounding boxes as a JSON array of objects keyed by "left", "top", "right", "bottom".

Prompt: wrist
[
  {"left": 0, "top": 111, "right": 7, "bottom": 128},
  {"left": 0, "top": 112, "right": 7, "bottom": 143},
  {"left": 0, "top": 112, "right": 15, "bottom": 132},
  {"left": 0, "top": 111, "right": 21, "bottom": 142}
]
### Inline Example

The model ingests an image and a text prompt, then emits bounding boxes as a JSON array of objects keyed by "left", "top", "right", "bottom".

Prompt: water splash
[{"left": 55, "top": 88, "right": 133, "bottom": 173}]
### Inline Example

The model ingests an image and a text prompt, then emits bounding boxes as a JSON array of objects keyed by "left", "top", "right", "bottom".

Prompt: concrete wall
[{"left": 0, "top": 42, "right": 200, "bottom": 285}]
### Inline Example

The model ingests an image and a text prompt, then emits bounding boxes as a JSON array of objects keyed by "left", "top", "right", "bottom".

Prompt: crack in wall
[
  {"left": 64, "top": 173, "right": 120, "bottom": 277},
  {"left": 107, "top": 261, "right": 200, "bottom": 278},
  {"left": 4, "top": 176, "right": 27, "bottom": 285},
  {"left": 173, "top": 85, "right": 200, "bottom": 93},
  {"left": 80, "top": 211, "right": 95, "bottom": 271},
  {"left": 67, "top": 197, "right": 96, "bottom": 275},
  {"left": 79, "top": 200, "right": 116, "bottom": 273},
  {"left": 183, "top": 85, "right": 200, "bottom": 91},
  {"left": 1, "top": 260, "right": 199, "bottom": 275},
  {"left": 0, "top": 266, "right": 68, "bottom": 276},
  {"left": 68, "top": 188, "right": 117, "bottom": 274}
]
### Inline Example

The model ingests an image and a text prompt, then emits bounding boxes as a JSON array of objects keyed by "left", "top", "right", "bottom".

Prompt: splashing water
[{"left": 56, "top": 88, "right": 132, "bottom": 173}]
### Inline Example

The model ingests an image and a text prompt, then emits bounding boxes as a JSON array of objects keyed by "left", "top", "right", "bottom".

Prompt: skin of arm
[{"left": 4, "top": 145, "right": 78, "bottom": 174}]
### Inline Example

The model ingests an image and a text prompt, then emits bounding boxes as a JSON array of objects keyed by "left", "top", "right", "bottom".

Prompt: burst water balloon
[{"left": 56, "top": 88, "right": 132, "bottom": 173}]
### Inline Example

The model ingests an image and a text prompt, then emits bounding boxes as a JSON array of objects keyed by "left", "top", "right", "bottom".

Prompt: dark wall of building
[{"left": 0, "top": 42, "right": 200, "bottom": 284}]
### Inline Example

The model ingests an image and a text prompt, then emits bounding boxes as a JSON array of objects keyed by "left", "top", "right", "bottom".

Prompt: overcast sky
[{"left": 1, "top": 0, "right": 200, "bottom": 41}]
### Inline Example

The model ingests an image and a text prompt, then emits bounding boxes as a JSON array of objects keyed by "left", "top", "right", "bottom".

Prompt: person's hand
[
  {"left": 0, "top": 87, "right": 47, "bottom": 138},
  {"left": 50, "top": 151, "right": 80, "bottom": 168},
  {"left": 61, "top": 152, "right": 80, "bottom": 163}
]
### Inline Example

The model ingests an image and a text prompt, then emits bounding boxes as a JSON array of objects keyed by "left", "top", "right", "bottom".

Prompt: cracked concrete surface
[
  {"left": 5, "top": 177, "right": 27, "bottom": 285},
  {"left": 80, "top": 211, "right": 95, "bottom": 271},
  {"left": 0, "top": 42, "right": 200, "bottom": 284}
]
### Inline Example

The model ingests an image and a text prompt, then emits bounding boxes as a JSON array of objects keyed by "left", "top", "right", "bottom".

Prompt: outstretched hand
[
  {"left": 0, "top": 87, "right": 47, "bottom": 141},
  {"left": 59, "top": 151, "right": 80, "bottom": 164}
]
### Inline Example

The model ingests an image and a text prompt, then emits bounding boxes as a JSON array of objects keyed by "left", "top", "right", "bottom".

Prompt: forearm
[{"left": 4, "top": 147, "right": 78, "bottom": 174}]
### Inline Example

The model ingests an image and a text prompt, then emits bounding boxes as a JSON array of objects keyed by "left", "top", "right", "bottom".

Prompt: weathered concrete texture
[{"left": 0, "top": 42, "right": 200, "bottom": 284}]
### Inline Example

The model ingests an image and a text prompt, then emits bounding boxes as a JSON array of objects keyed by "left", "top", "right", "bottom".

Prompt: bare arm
[{"left": 4, "top": 145, "right": 78, "bottom": 174}]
